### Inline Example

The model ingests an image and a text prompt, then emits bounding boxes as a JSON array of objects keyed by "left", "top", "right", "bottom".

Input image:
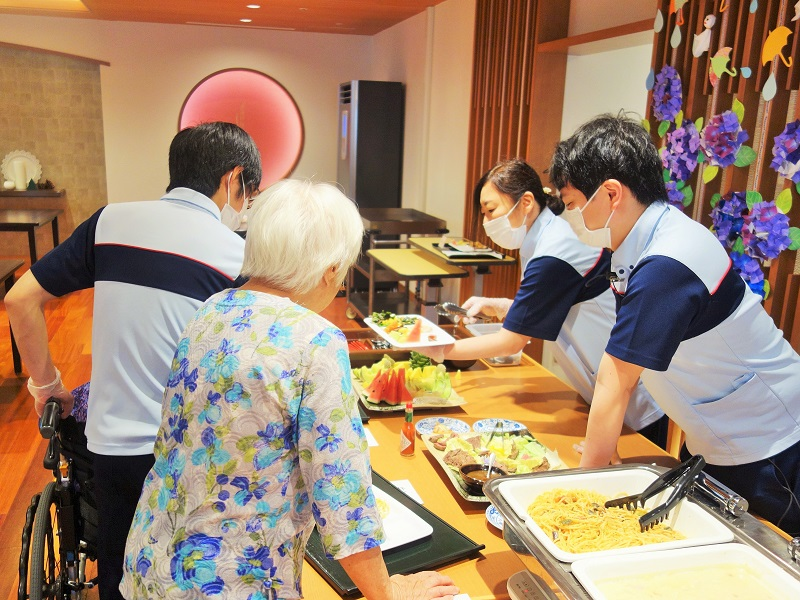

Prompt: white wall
[{"left": 0, "top": 14, "right": 372, "bottom": 203}]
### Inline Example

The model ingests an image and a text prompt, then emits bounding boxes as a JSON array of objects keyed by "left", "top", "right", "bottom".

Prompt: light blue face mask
[{"left": 221, "top": 172, "right": 248, "bottom": 230}]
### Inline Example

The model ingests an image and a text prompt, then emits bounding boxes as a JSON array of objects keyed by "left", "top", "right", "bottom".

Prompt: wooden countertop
[{"left": 300, "top": 356, "right": 675, "bottom": 599}]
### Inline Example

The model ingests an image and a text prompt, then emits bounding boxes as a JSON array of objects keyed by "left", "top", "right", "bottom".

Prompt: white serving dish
[
  {"left": 497, "top": 469, "right": 733, "bottom": 563},
  {"left": 571, "top": 542, "right": 800, "bottom": 600},
  {"left": 373, "top": 486, "right": 433, "bottom": 551},
  {"left": 364, "top": 314, "right": 455, "bottom": 348}
]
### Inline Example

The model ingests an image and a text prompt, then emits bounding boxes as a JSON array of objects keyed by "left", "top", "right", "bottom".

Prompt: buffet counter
[{"left": 299, "top": 354, "right": 674, "bottom": 599}]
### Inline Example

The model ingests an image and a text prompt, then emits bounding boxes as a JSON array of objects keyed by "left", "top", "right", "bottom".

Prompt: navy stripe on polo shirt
[
  {"left": 94, "top": 244, "right": 235, "bottom": 302},
  {"left": 608, "top": 255, "right": 746, "bottom": 371},
  {"left": 503, "top": 249, "right": 612, "bottom": 341}
]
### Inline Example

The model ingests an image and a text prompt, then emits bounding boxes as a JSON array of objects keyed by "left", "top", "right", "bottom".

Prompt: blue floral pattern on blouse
[{"left": 120, "top": 290, "right": 383, "bottom": 599}]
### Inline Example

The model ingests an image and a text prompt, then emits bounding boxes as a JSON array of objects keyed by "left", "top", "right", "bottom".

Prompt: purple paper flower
[
  {"left": 741, "top": 201, "right": 792, "bottom": 260},
  {"left": 710, "top": 191, "right": 747, "bottom": 244},
  {"left": 662, "top": 120, "right": 701, "bottom": 181},
  {"left": 664, "top": 180, "right": 685, "bottom": 209},
  {"left": 700, "top": 111, "right": 749, "bottom": 168},
  {"left": 652, "top": 65, "right": 683, "bottom": 122},
  {"left": 770, "top": 119, "right": 800, "bottom": 184},
  {"left": 730, "top": 251, "right": 765, "bottom": 298}
]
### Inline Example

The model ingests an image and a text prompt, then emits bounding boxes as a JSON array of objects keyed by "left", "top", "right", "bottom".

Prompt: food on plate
[
  {"left": 370, "top": 311, "right": 441, "bottom": 344},
  {"left": 527, "top": 488, "right": 685, "bottom": 554},
  {"left": 434, "top": 427, "right": 553, "bottom": 475},
  {"left": 352, "top": 354, "right": 453, "bottom": 404},
  {"left": 347, "top": 339, "right": 373, "bottom": 352}
]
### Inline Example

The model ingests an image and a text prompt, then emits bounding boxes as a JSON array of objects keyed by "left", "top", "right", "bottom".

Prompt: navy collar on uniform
[
  {"left": 611, "top": 202, "right": 670, "bottom": 282},
  {"left": 160, "top": 187, "right": 221, "bottom": 220}
]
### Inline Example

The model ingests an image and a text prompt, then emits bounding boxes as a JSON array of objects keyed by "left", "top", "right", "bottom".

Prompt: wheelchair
[{"left": 19, "top": 386, "right": 98, "bottom": 600}]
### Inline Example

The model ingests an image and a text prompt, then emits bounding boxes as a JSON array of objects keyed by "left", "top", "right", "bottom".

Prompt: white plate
[
  {"left": 415, "top": 417, "right": 470, "bottom": 436},
  {"left": 364, "top": 314, "right": 456, "bottom": 348},
  {"left": 497, "top": 468, "right": 734, "bottom": 563},
  {"left": 572, "top": 542, "right": 800, "bottom": 600},
  {"left": 473, "top": 418, "right": 526, "bottom": 434},
  {"left": 373, "top": 486, "right": 433, "bottom": 551},
  {"left": 485, "top": 504, "right": 504, "bottom": 530},
  {"left": 1, "top": 150, "right": 42, "bottom": 185}
]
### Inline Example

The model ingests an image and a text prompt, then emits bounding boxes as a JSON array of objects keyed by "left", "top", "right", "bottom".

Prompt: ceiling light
[
  {"left": 246, "top": 4, "right": 261, "bottom": 8},
  {"left": 240, "top": 18, "right": 252, "bottom": 23}
]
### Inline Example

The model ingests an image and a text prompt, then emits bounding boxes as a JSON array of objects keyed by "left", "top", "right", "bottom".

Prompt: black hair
[
  {"left": 473, "top": 158, "right": 564, "bottom": 215},
  {"left": 167, "top": 121, "right": 262, "bottom": 199},
  {"left": 548, "top": 112, "right": 667, "bottom": 206}
]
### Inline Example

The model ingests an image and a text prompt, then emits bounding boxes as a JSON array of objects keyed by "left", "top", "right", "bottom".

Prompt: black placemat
[{"left": 305, "top": 471, "right": 484, "bottom": 596}]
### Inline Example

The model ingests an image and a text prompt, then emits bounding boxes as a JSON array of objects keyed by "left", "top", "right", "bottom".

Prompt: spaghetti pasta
[{"left": 527, "top": 489, "right": 684, "bottom": 553}]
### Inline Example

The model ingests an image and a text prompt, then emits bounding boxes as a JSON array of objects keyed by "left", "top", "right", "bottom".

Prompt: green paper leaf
[
  {"left": 732, "top": 237, "right": 745, "bottom": 254},
  {"left": 682, "top": 185, "right": 694, "bottom": 206},
  {"left": 734, "top": 146, "right": 756, "bottom": 167},
  {"left": 796, "top": 182, "right": 800, "bottom": 195},
  {"left": 776, "top": 188, "right": 793, "bottom": 214},
  {"left": 641, "top": 119, "right": 651, "bottom": 133},
  {"left": 662, "top": 168, "right": 671, "bottom": 183},
  {"left": 694, "top": 117, "right": 704, "bottom": 131},
  {"left": 732, "top": 98, "right": 745, "bottom": 123},
  {"left": 763, "top": 280, "right": 771, "bottom": 300},
  {"left": 658, "top": 120, "right": 670, "bottom": 138},
  {"left": 697, "top": 151, "right": 705, "bottom": 163},
  {"left": 710, "top": 193, "right": 721, "bottom": 208},
  {"left": 703, "top": 165, "right": 719, "bottom": 183},
  {"left": 745, "top": 190, "right": 762, "bottom": 210},
  {"left": 676, "top": 110, "right": 684, "bottom": 127},
  {"left": 788, "top": 227, "right": 800, "bottom": 251}
]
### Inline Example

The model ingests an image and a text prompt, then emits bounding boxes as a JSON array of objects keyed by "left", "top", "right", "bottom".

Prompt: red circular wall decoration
[{"left": 179, "top": 68, "right": 304, "bottom": 190}]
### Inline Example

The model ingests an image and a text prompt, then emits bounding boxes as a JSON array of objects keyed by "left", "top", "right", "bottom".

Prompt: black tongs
[{"left": 605, "top": 455, "right": 706, "bottom": 532}]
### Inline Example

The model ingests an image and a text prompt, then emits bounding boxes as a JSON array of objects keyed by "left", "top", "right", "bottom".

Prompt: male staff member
[
  {"left": 6, "top": 122, "right": 261, "bottom": 599},
  {"left": 550, "top": 113, "right": 800, "bottom": 535}
]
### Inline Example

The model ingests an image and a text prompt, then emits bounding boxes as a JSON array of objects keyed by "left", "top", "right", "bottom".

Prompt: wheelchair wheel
[{"left": 29, "top": 481, "right": 63, "bottom": 600}]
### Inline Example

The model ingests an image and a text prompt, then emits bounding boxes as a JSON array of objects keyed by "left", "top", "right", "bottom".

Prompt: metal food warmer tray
[{"left": 483, "top": 463, "right": 800, "bottom": 600}]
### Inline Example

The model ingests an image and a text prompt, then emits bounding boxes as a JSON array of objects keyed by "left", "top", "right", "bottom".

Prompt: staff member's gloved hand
[
  {"left": 406, "top": 344, "right": 452, "bottom": 364},
  {"left": 28, "top": 367, "right": 75, "bottom": 418},
  {"left": 461, "top": 296, "right": 512, "bottom": 324}
]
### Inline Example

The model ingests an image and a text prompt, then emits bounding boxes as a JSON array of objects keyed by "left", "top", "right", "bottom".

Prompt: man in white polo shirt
[
  {"left": 549, "top": 113, "right": 800, "bottom": 536},
  {"left": 6, "top": 121, "right": 261, "bottom": 600}
]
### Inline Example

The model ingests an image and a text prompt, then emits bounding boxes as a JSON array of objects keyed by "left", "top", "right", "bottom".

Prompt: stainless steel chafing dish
[{"left": 483, "top": 464, "right": 800, "bottom": 600}]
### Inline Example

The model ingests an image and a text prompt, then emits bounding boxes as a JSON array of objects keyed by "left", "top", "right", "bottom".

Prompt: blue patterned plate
[
  {"left": 415, "top": 417, "right": 470, "bottom": 436},
  {"left": 485, "top": 504, "right": 504, "bottom": 530},
  {"left": 473, "top": 418, "right": 526, "bottom": 434}
]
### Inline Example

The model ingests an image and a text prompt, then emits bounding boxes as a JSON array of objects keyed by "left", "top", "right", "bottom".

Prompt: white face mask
[
  {"left": 561, "top": 185, "right": 615, "bottom": 248},
  {"left": 220, "top": 171, "right": 248, "bottom": 231},
  {"left": 482, "top": 200, "right": 527, "bottom": 249}
]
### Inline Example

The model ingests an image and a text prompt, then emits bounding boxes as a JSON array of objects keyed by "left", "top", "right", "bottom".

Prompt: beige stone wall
[{"left": 0, "top": 45, "right": 106, "bottom": 260}]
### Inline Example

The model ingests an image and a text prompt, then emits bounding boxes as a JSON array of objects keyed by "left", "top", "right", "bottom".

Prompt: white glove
[
  {"left": 460, "top": 296, "right": 513, "bottom": 324},
  {"left": 406, "top": 345, "right": 448, "bottom": 364},
  {"left": 28, "top": 368, "right": 75, "bottom": 418}
]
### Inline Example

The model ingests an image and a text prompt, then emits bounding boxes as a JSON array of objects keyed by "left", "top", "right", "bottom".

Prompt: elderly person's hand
[
  {"left": 390, "top": 571, "right": 459, "bottom": 600},
  {"left": 28, "top": 367, "right": 75, "bottom": 418},
  {"left": 460, "top": 296, "right": 512, "bottom": 324},
  {"left": 573, "top": 439, "right": 622, "bottom": 465}
]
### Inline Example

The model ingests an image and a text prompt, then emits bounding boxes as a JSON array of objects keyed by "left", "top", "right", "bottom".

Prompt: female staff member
[
  {"left": 422, "top": 159, "right": 666, "bottom": 447},
  {"left": 120, "top": 181, "right": 458, "bottom": 600}
]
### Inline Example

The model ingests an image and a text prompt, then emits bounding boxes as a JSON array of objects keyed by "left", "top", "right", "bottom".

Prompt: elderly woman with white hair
[{"left": 120, "top": 180, "right": 459, "bottom": 600}]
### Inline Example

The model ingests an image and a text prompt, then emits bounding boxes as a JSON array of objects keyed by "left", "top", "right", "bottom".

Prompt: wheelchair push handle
[{"left": 39, "top": 398, "right": 62, "bottom": 439}]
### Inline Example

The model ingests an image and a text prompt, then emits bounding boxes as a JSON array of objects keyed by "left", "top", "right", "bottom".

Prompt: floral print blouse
[{"left": 120, "top": 290, "right": 384, "bottom": 599}]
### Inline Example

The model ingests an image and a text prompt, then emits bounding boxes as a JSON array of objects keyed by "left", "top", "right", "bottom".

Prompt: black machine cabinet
[{"left": 337, "top": 80, "right": 404, "bottom": 209}]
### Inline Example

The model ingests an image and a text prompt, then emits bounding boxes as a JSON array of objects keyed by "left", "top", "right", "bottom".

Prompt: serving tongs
[
  {"left": 435, "top": 302, "right": 491, "bottom": 322},
  {"left": 605, "top": 454, "right": 706, "bottom": 532}
]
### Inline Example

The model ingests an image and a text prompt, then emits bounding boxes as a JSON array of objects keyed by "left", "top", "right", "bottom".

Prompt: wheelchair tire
[{"left": 29, "top": 481, "right": 62, "bottom": 600}]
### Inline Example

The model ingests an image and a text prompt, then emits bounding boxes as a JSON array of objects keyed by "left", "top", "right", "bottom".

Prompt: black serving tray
[{"left": 305, "top": 470, "right": 484, "bottom": 596}]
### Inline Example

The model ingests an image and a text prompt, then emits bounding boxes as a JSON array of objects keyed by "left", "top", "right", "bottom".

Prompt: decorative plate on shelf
[{"left": 1, "top": 150, "right": 42, "bottom": 185}]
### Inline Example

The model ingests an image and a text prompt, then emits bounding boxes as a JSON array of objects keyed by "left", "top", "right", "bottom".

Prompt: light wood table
[{"left": 299, "top": 356, "right": 674, "bottom": 599}]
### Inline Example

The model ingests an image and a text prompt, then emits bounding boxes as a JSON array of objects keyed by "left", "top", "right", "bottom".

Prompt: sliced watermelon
[
  {"left": 365, "top": 370, "right": 390, "bottom": 402},
  {"left": 383, "top": 369, "right": 399, "bottom": 405},
  {"left": 406, "top": 318, "right": 423, "bottom": 342},
  {"left": 397, "top": 367, "right": 413, "bottom": 403}
]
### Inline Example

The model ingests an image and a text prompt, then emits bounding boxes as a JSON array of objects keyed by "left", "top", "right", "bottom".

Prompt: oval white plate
[
  {"left": 415, "top": 416, "right": 469, "bottom": 436},
  {"left": 473, "top": 418, "right": 526, "bottom": 434},
  {"left": 486, "top": 504, "right": 504, "bottom": 530}
]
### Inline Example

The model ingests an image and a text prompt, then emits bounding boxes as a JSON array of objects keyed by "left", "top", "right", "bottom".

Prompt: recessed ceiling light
[
  {"left": 246, "top": 4, "right": 261, "bottom": 8},
  {"left": 240, "top": 18, "right": 252, "bottom": 23}
]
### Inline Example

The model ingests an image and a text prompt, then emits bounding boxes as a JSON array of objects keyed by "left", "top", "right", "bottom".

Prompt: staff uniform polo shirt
[
  {"left": 503, "top": 208, "right": 664, "bottom": 431},
  {"left": 31, "top": 188, "right": 245, "bottom": 456},
  {"left": 608, "top": 202, "right": 800, "bottom": 465}
]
